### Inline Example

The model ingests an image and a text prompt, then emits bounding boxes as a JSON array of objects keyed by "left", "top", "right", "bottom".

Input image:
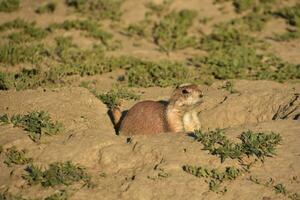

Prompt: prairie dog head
[{"left": 169, "top": 84, "right": 203, "bottom": 109}]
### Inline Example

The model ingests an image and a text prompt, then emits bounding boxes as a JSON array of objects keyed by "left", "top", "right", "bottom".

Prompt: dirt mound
[{"left": 0, "top": 81, "right": 299, "bottom": 199}]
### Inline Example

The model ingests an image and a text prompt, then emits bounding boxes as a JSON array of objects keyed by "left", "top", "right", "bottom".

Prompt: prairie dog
[{"left": 111, "top": 84, "right": 203, "bottom": 136}]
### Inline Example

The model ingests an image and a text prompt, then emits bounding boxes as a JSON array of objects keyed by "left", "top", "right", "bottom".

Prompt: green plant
[
  {"left": 145, "top": 0, "right": 173, "bottom": 16},
  {"left": 0, "top": 43, "right": 47, "bottom": 65},
  {"left": 66, "top": 0, "right": 123, "bottom": 21},
  {"left": 0, "top": 0, "right": 20, "bottom": 12},
  {"left": 233, "top": 0, "right": 255, "bottom": 13},
  {"left": 183, "top": 165, "right": 242, "bottom": 192},
  {"left": 153, "top": 9, "right": 197, "bottom": 52},
  {"left": 96, "top": 86, "right": 140, "bottom": 109},
  {"left": 11, "top": 111, "right": 63, "bottom": 142},
  {"left": 193, "top": 129, "right": 282, "bottom": 162},
  {"left": 23, "top": 161, "right": 91, "bottom": 187},
  {"left": 0, "top": 19, "right": 48, "bottom": 43},
  {"left": 274, "top": 183, "right": 287, "bottom": 195},
  {"left": 127, "top": 60, "right": 198, "bottom": 87},
  {"left": 3, "top": 146, "right": 33, "bottom": 167},
  {"left": 0, "top": 114, "right": 10, "bottom": 124},
  {"left": 49, "top": 20, "right": 112, "bottom": 46},
  {"left": 0, "top": 190, "right": 28, "bottom": 200},
  {"left": 44, "top": 191, "right": 68, "bottom": 200},
  {"left": 239, "top": 130, "right": 282, "bottom": 159},
  {"left": 275, "top": 4, "right": 300, "bottom": 27},
  {"left": 36, "top": 2, "right": 56, "bottom": 14}
]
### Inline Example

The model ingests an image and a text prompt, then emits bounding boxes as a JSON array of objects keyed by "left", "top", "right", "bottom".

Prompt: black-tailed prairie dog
[{"left": 111, "top": 84, "right": 203, "bottom": 136}]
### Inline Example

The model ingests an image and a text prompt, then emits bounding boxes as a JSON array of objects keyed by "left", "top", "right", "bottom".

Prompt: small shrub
[
  {"left": 11, "top": 111, "right": 64, "bottom": 142},
  {"left": 23, "top": 161, "right": 91, "bottom": 187},
  {"left": 36, "top": 2, "right": 56, "bottom": 14},
  {"left": 153, "top": 9, "right": 197, "bottom": 52},
  {"left": 3, "top": 146, "right": 33, "bottom": 167},
  {"left": 0, "top": 0, "right": 20, "bottom": 12},
  {"left": 193, "top": 129, "right": 282, "bottom": 162},
  {"left": 239, "top": 130, "right": 282, "bottom": 159}
]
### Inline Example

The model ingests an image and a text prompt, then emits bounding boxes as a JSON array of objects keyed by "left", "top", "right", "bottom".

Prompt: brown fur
[{"left": 111, "top": 84, "right": 203, "bottom": 136}]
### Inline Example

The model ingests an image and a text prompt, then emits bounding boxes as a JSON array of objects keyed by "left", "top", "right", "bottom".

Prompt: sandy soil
[{"left": 0, "top": 0, "right": 299, "bottom": 199}]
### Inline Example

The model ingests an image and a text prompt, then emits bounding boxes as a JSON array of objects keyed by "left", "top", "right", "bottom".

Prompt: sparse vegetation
[
  {"left": 95, "top": 86, "right": 140, "bottom": 109},
  {"left": 3, "top": 146, "right": 33, "bottom": 167},
  {"left": 193, "top": 129, "right": 282, "bottom": 162},
  {"left": 49, "top": 20, "right": 112, "bottom": 46},
  {"left": 153, "top": 9, "right": 197, "bottom": 52},
  {"left": 11, "top": 111, "right": 64, "bottom": 142},
  {"left": 249, "top": 176, "right": 299, "bottom": 200},
  {"left": 0, "top": 190, "right": 28, "bottom": 200},
  {"left": 127, "top": 60, "right": 198, "bottom": 87},
  {"left": 183, "top": 165, "right": 242, "bottom": 192},
  {"left": 23, "top": 161, "right": 91, "bottom": 187},
  {"left": 66, "top": 0, "right": 123, "bottom": 21},
  {"left": 36, "top": 2, "right": 56, "bottom": 14},
  {"left": 0, "top": 114, "right": 10, "bottom": 124},
  {"left": 0, "top": 0, "right": 20, "bottom": 12},
  {"left": 45, "top": 190, "right": 68, "bottom": 200}
]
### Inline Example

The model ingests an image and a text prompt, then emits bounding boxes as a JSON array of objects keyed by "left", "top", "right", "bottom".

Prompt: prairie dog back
[
  {"left": 112, "top": 84, "right": 203, "bottom": 136},
  {"left": 118, "top": 101, "right": 168, "bottom": 135}
]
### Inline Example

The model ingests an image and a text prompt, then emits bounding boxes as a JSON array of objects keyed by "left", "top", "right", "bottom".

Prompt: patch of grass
[
  {"left": 193, "top": 25, "right": 299, "bottom": 82},
  {"left": 45, "top": 190, "right": 68, "bottom": 200},
  {"left": 249, "top": 176, "right": 299, "bottom": 200},
  {"left": 145, "top": 0, "right": 173, "bottom": 17},
  {"left": 0, "top": 190, "right": 28, "bottom": 200},
  {"left": 3, "top": 146, "right": 33, "bottom": 167},
  {"left": 0, "top": 19, "right": 48, "bottom": 43},
  {"left": 49, "top": 20, "right": 112, "bottom": 46},
  {"left": 11, "top": 111, "right": 64, "bottom": 142},
  {"left": 0, "top": 69, "right": 55, "bottom": 91},
  {"left": 0, "top": 18, "right": 29, "bottom": 31},
  {"left": 95, "top": 86, "right": 140, "bottom": 109},
  {"left": 275, "top": 4, "right": 300, "bottom": 27},
  {"left": 272, "top": 28, "right": 300, "bottom": 41},
  {"left": 0, "top": 0, "right": 20, "bottom": 12},
  {"left": 66, "top": 0, "right": 123, "bottom": 21},
  {"left": 193, "top": 129, "right": 282, "bottom": 162},
  {"left": 0, "top": 114, "right": 10, "bottom": 124},
  {"left": 0, "top": 43, "right": 47, "bottom": 65},
  {"left": 127, "top": 60, "right": 198, "bottom": 87},
  {"left": 23, "top": 161, "right": 91, "bottom": 187},
  {"left": 123, "top": 19, "right": 152, "bottom": 38},
  {"left": 36, "top": 2, "right": 56, "bottom": 14},
  {"left": 233, "top": 0, "right": 255, "bottom": 13},
  {"left": 153, "top": 9, "right": 197, "bottom": 52},
  {"left": 183, "top": 165, "right": 242, "bottom": 192}
]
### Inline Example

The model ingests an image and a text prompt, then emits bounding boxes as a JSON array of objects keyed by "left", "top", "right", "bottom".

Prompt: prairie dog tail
[{"left": 111, "top": 106, "right": 122, "bottom": 127}]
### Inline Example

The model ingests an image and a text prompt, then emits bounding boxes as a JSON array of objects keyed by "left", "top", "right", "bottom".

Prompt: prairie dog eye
[{"left": 182, "top": 89, "right": 189, "bottom": 94}]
